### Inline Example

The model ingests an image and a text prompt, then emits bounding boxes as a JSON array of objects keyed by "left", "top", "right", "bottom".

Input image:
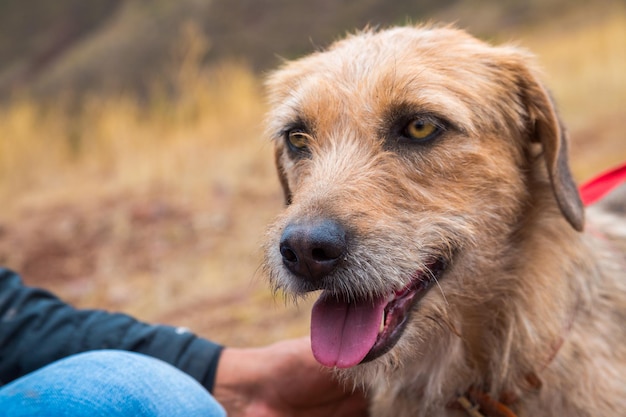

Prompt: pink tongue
[{"left": 311, "top": 292, "right": 386, "bottom": 368}]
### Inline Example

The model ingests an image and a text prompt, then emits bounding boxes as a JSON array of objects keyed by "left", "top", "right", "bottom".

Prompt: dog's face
[{"left": 264, "top": 26, "right": 583, "bottom": 379}]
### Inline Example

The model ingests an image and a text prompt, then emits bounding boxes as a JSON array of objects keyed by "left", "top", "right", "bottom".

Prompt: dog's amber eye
[
  {"left": 287, "top": 130, "right": 310, "bottom": 150},
  {"left": 404, "top": 119, "right": 439, "bottom": 141}
]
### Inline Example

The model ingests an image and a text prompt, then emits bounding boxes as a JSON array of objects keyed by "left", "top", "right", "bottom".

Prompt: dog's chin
[{"left": 310, "top": 257, "right": 448, "bottom": 369}]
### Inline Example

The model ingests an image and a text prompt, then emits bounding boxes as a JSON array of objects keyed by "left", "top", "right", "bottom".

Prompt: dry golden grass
[
  {"left": 0, "top": 32, "right": 311, "bottom": 345},
  {"left": 0, "top": 13, "right": 624, "bottom": 347},
  {"left": 519, "top": 7, "right": 626, "bottom": 179}
]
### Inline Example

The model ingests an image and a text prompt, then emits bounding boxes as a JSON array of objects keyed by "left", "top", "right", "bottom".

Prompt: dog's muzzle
[{"left": 277, "top": 217, "right": 449, "bottom": 369}]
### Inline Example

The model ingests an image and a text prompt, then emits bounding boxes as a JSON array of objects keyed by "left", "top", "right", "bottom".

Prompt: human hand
[{"left": 213, "top": 337, "right": 369, "bottom": 417}]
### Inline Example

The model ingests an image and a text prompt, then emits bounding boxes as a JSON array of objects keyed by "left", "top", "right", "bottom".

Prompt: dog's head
[{"left": 263, "top": 26, "right": 583, "bottom": 375}]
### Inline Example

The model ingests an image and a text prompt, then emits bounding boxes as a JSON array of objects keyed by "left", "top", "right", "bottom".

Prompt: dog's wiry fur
[{"left": 263, "top": 25, "right": 626, "bottom": 416}]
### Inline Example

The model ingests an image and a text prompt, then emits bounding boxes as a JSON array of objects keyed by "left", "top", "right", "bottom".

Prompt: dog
[{"left": 262, "top": 25, "right": 626, "bottom": 416}]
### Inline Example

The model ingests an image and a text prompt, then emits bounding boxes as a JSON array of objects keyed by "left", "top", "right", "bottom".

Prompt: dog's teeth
[{"left": 379, "top": 313, "right": 385, "bottom": 334}]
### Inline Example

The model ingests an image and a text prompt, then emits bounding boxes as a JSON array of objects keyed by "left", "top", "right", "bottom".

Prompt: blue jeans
[{"left": 0, "top": 350, "right": 226, "bottom": 417}]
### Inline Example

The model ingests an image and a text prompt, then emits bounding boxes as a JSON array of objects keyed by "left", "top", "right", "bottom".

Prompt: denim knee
[{"left": 0, "top": 350, "right": 226, "bottom": 417}]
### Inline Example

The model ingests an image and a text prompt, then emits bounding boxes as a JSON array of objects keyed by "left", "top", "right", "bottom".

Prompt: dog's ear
[
  {"left": 275, "top": 147, "right": 293, "bottom": 205},
  {"left": 515, "top": 62, "right": 584, "bottom": 231}
]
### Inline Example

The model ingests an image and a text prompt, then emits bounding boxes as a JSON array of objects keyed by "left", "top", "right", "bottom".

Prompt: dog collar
[{"left": 453, "top": 387, "right": 520, "bottom": 417}]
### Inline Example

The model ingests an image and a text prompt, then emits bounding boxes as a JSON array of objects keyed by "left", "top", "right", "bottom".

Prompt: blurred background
[{"left": 0, "top": 0, "right": 624, "bottom": 347}]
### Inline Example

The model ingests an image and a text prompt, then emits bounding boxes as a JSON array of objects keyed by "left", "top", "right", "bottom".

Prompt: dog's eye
[
  {"left": 403, "top": 119, "right": 441, "bottom": 142},
  {"left": 286, "top": 130, "right": 311, "bottom": 151}
]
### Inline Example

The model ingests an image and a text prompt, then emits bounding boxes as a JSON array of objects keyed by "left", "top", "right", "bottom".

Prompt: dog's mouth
[{"left": 310, "top": 258, "right": 447, "bottom": 368}]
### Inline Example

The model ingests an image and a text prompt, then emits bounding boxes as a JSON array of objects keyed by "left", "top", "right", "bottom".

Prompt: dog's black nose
[{"left": 279, "top": 219, "right": 346, "bottom": 282}]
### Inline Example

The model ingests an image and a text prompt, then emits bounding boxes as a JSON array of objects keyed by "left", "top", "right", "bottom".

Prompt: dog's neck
[
  {"left": 452, "top": 204, "right": 589, "bottom": 416},
  {"left": 433, "top": 186, "right": 589, "bottom": 415},
  {"left": 450, "top": 299, "right": 581, "bottom": 417}
]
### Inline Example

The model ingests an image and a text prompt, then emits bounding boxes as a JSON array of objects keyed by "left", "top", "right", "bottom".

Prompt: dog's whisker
[{"left": 430, "top": 271, "right": 449, "bottom": 307}]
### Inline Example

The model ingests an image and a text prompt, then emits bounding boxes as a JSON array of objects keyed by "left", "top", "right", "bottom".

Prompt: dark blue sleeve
[{"left": 0, "top": 268, "right": 223, "bottom": 392}]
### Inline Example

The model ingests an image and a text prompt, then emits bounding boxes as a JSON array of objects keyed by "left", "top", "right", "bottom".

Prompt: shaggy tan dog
[{"left": 263, "top": 25, "right": 626, "bottom": 416}]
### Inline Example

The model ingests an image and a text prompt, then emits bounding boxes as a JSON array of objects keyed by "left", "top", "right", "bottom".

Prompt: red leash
[{"left": 579, "top": 162, "right": 626, "bottom": 206}]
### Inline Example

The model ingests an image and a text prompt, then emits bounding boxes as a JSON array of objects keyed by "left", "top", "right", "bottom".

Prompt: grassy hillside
[
  {"left": 1, "top": 0, "right": 620, "bottom": 97},
  {"left": 0, "top": 4, "right": 624, "bottom": 346}
]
